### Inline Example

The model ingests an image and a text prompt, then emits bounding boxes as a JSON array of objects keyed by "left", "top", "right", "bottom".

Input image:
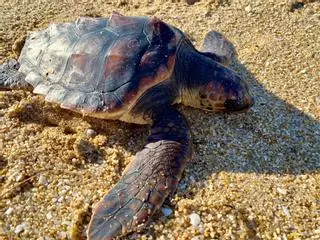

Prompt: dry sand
[{"left": 0, "top": 0, "right": 319, "bottom": 239}]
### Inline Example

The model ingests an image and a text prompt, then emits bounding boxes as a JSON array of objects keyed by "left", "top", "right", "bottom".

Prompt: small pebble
[
  {"left": 5, "top": 207, "right": 14, "bottom": 215},
  {"left": 14, "top": 222, "right": 27, "bottom": 234},
  {"left": 161, "top": 207, "right": 173, "bottom": 217},
  {"left": 46, "top": 212, "right": 53, "bottom": 220},
  {"left": 71, "top": 158, "right": 78, "bottom": 164},
  {"left": 59, "top": 231, "right": 67, "bottom": 238},
  {"left": 62, "top": 220, "right": 72, "bottom": 226},
  {"left": 227, "top": 214, "right": 235, "bottom": 221},
  {"left": 15, "top": 173, "right": 24, "bottom": 182},
  {"left": 245, "top": 5, "right": 252, "bottom": 12},
  {"left": 211, "top": 129, "right": 217, "bottom": 136},
  {"left": 86, "top": 129, "right": 96, "bottom": 138},
  {"left": 277, "top": 187, "right": 287, "bottom": 195},
  {"left": 189, "top": 175, "right": 196, "bottom": 183},
  {"left": 38, "top": 174, "right": 48, "bottom": 186},
  {"left": 189, "top": 213, "right": 201, "bottom": 227},
  {"left": 281, "top": 206, "right": 291, "bottom": 217}
]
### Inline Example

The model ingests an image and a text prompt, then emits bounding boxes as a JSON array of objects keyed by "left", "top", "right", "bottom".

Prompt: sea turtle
[{"left": 0, "top": 12, "right": 253, "bottom": 239}]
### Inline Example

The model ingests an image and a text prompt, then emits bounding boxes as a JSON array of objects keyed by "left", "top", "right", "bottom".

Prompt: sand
[{"left": 0, "top": 0, "right": 319, "bottom": 239}]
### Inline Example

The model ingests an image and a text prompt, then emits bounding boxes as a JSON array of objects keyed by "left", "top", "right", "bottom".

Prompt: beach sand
[{"left": 0, "top": 0, "right": 319, "bottom": 239}]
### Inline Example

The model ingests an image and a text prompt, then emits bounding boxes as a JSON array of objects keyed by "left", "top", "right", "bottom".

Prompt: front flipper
[
  {"left": 0, "top": 59, "right": 33, "bottom": 91},
  {"left": 201, "top": 31, "right": 236, "bottom": 66},
  {"left": 88, "top": 108, "right": 191, "bottom": 240}
]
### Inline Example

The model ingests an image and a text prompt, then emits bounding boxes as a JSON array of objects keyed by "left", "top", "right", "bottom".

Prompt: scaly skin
[
  {"left": 0, "top": 60, "right": 32, "bottom": 91},
  {"left": 87, "top": 108, "right": 191, "bottom": 239}
]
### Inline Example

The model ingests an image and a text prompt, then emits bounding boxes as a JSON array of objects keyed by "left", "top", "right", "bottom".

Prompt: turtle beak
[{"left": 224, "top": 95, "right": 254, "bottom": 112}]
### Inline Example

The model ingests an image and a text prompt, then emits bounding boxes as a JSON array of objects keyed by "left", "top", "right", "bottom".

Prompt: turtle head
[
  {"left": 196, "top": 69, "right": 254, "bottom": 112},
  {"left": 193, "top": 70, "right": 253, "bottom": 112},
  {"left": 177, "top": 44, "right": 253, "bottom": 112}
]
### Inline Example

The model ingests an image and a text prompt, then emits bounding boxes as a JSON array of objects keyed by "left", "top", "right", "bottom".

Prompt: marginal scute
[
  {"left": 75, "top": 17, "right": 108, "bottom": 34},
  {"left": 60, "top": 91, "right": 86, "bottom": 110},
  {"left": 109, "top": 12, "right": 130, "bottom": 27},
  {"left": 25, "top": 71, "right": 42, "bottom": 86},
  {"left": 18, "top": 59, "right": 33, "bottom": 74},
  {"left": 145, "top": 17, "right": 174, "bottom": 44},
  {"left": 108, "top": 12, "right": 146, "bottom": 35},
  {"left": 81, "top": 92, "right": 105, "bottom": 112},
  {"left": 45, "top": 85, "right": 69, "bottom": 103},
  {"left": 33, "top": 83, "right": 51, "bottom": 95},
  {"left": 100, "top": 93, "right": 122, "bottom": 112}
]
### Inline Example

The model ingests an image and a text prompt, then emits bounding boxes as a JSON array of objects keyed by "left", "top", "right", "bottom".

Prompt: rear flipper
[
  {"left": 0, "top": 59, "right": 33, "bottom": 91},
  {"left": 201, "top": 31, "right": 236, "bottom": 66},
  {"left": 87, "top": 108, "right": 192, "bottom": 240}
]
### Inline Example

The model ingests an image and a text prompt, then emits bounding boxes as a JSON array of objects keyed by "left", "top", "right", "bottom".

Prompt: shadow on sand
[{"left": 188, "top": 57, "right": 319, "bottom": 176}]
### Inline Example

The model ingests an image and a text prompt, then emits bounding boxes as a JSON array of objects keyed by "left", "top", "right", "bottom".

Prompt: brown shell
[{"left": 18, "top": 12, "right": 183, "bottom": 119}]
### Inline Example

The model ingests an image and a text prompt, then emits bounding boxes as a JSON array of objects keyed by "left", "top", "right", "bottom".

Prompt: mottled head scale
[{"left": 1, "top": 12, "right": 253, "bottom": 240}]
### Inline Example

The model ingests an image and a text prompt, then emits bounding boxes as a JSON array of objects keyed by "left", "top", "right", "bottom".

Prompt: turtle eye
[{"left": 224, "top": 99, "right": 238, "bottom": 111}]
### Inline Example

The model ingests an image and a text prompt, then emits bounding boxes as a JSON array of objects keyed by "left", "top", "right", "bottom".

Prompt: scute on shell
[{"left": 18, "top": 13, "right": 182, "bottom": 118}]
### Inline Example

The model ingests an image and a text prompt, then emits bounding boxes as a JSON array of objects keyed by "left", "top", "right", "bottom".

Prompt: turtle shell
[{"left": 18, "top": 12, "right": 182, "bottom": 119}]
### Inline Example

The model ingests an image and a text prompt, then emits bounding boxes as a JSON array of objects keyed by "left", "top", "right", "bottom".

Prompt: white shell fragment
[
  {"left": 14, "top": 222, "right": 27, "bottom": 234},
  {"left": 86, "top": 128, "right": 96, "bottom": 138},
  {"left": 5, "top": 207, "right": 14, "bottom": 215},
  {"left": 38, "top": 174, "right": 48, "bottom": 186},
  {"left": 46, "top": 212, "right": 53, "bottom": 220},
  {"left": 189, "top": 213, "right": 201, "bottom": 227},
  {"left": 277, "top": 187, "right": 287, "bottom": 195}
]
